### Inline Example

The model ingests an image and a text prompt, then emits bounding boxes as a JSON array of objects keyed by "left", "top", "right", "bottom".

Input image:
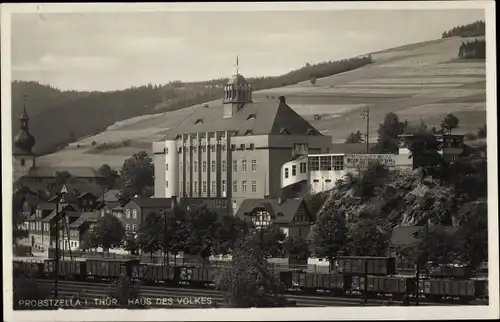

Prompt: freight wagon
[
  {"left": 43, "top": 259, "right": 86, "bottom": 280},
  {"left": 418, "top": 278, "right": 482, "bottom": 302},
  {"left": 428, "top": 265, "right": 473, "bottom": 279},
  {"left": 138, "top": 264, "right": 180, "bottom": 285},
  {"left": 337, "top": 256, "right": 396, "bottom": 276},
  {"left": 351, "top": 276, "right": 415, "bottom": 300},
  {"left": 280, "top": 270, "right": 352, "bottom": 296},
  {"left": 86, "top": 259, "right": 140, "bottom": 280},
  {"left": 13, "top": 260, "right": 44, "bottom": 277}
]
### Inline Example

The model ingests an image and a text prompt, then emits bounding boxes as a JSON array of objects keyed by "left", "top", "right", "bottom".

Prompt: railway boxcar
[
  {"left": 419, "top": 278, "right": 477, "bottom": 302},
  {"left": 317, "top": 273, "right": 352, "bottom": 296},
  {"left": 428, "top": 265, "right": 473, "bottom": 279},
  {"left": 351, "top": 276, "right": 414, "bottom": 299},
  {"left": 337, "top": 257, "right": 396, "bottom": 276},
  {"left": 86, "top": 259, "right": 140, "bottom": 279},
  {"left": 190, "top": 266, "right": 224, "bottom": 287},
  {"left": 13, "top": 260, "right": 44, "bottom": 277},
  {"left": 140, "top": 264, "right": 179, "bottom": 285},
  {"left": 58, "top": 260, "right": 87, "bottom": 279}
]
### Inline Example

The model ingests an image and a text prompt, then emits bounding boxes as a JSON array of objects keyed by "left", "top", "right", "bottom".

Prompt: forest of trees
[
  {"left": 441, "top": 20, "right": 485, "bottom": 38},
  {"left": 458, "top": 39, "right": 486, "bottom": 59},
  {"left": 11, "top": 55, "right": 372, "bottom": 156}
]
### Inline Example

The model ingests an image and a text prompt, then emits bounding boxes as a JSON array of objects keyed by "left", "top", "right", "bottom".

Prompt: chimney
[{"left": 278, "top": 96, "right": 286, "bottom": 104}]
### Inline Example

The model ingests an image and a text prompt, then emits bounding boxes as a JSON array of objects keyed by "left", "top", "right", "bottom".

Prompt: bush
[{"left": 465, "top": 132, "right": 477, "bottom": 141}]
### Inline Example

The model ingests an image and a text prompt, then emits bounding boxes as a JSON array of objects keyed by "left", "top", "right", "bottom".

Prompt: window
[
  {"left": 211, "top": 160, "right": 216, "bottom": 172},
  {"left": 221, "top": 145, "right": 226, "bottom": 152},
  {"left": 21, "top": 159, "right": 25, "bottom": 166},
  {"left": 251, "top": 159, "right": 257, "bottom": 171},
  {"left": 242, "top": 181, "right": 247, "bottom": 194},
  {"left": 193, "top": 181, "right": 198, "bottom": 194},
  {"left": 320, "top": 156, "right": 332, "bottom": 171},
  {"left": 180, "top": 181, "right": 183, "bottom": 194},
  {"left": 194, "top": 161, "right": 198, "bottom": 172},
  {"left": 242, "top": 160, "right": 247, "bottom": 172},
  {"left": 222, "top": 180, "right": 226, "bottom": 192},
  {"left": 222, "top": 160, "right": 226, "bottom": 172},
  {"left": 186, "top": 181, "right": 190, "bottom": 193},
  {"left": 233, "top": 180, "right": 238, "bottom": 193},
  {"left": 285, "top": 167, "right": 289, "bottom": 179},
  {"left": 132, "top": 209, "right": 137, "bottom": 219},
  {"left": 202, "top": 161, "right": 207, "bottom": 172},
  {"left": 126, "top": 224, "right": 130, "bottom": 231},
  {"left": 333, "top": 156, "right": 344, "bottom": 171},
  {"left": 309, "top": 157, "right": 319, "bottom": 171},
  {"left": 203, "top": 181, "right": 207, "bottom": 193},
  {"left": 166, "top": 164, "right": 169, "bottom": 171},
  {"left": 132, "top": 224, "right": 136, "bottom": 231},
  {"left": 232, "top": 160, "right": 238, "bottom": 172},
  {"left": 292, "top": 165, "right": 297, "bottom": 176},
  {"left": 165, "top": 147, "right": 168, "bottom": 154},
  {"left": 300, "top": 162, "right": 307, "bottom": 173},
  {"left": 202, "top": 146, "right": 207, "bottom": 152},
  {"left": 249, "top": 143, "right": 255, "bottom": 150},
  {"left": 126, "top": 209, "right": 131, "bottom": 219},
  {"left": 211, "top": 145, "right": 215, "bottom": 153},
  {"left": 166, "top": 181, "right": 169, "bottom": 188},
  {"left": 186, "top": 161, "right": 190, "bottom": 170},
  {"left": 211, "top": 181, "right": 216, "bottom": 194},
  {"left": 240, "top": 144, "right": 245, "bottom": 150},
  {"left": 252, "top": 180, "right": 257, "bottom": 193}
]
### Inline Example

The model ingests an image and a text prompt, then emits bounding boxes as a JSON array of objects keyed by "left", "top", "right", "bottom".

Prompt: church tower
[
  {"left": 13, "top": 95, "right": 36, "bottom": 183},
  {"left": 223, "top": 55, "right": 253, "bottom": 118}
]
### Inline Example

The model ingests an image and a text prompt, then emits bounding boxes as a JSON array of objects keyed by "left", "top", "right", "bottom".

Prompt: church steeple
[
  {"left": 14, "top": 95, "right": 36, "bottom": 155},
  {"left": 223, "top": 56, "right": 252, "bottom": 118}
]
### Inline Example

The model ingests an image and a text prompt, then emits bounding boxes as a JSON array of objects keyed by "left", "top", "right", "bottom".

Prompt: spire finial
[{"left": 236, "top": 55, "right": 239, "bottom": 75}]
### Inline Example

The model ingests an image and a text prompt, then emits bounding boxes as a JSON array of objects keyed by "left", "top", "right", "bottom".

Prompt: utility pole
[
  {"left": 364, "top": 261, "right": 369, "bottom": 305},
  {"left": 54, "top": 185, "right": 67, "bottom": 299},
  {"left": 361, "top": 108, "right": 370, "bottom": 153}
]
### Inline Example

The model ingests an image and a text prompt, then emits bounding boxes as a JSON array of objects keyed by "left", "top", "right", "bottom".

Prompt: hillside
[{"left": 34, "top": 36, "right": 486, "bottom": 170}]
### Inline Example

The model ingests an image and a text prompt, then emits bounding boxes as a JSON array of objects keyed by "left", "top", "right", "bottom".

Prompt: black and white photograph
[{"left": 2, "top": 2, "right": 498, "bottom": 321}]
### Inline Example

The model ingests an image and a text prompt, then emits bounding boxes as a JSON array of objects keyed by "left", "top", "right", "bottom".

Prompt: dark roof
[
  {"left": 329, "top": 143, "right": 378, "bottom": 154},
  {"left": 235, "top": 197, "right": 305, "bottom": 224},
  {"left": 37, "top": 202, "right": 56, "bottom": 211},
  {"left": 98, "top": 189, "right": 121, "bottom": 202},
  {"left": 47, "top": 183, "right": 103, "bottom": 200},
  {"left": 227, "top": 74, "right": 248, "bottom": 85},
  {"left": 69, "top": 211, "right": 101, "bottom": 228},
  {"left": 163, "top": 99, "right": 322, "bottom": 140},
  {"left": 390, "top": 225, "right": 458, "bottom": 246},
  {"left": 27, "top": 167, "right": 104, "bottom": 178},
  {"left": 24, "top": 194, "right": 39, "bottom": 208},
  {"left": 41, "top": 204, "right": 80, "bottom": 222},
  {"left": 126, "top": 197, "right": 173, "bottom": 209}
]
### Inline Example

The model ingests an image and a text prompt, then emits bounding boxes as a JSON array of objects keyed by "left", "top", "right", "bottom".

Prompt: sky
[{"left": 11, "top": 9, "right": 485, "bottom": 92}]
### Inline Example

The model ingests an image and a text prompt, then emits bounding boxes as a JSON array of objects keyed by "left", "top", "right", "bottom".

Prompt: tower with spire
[
  {"left": 223, "top": 55, "right": 253, "bottom": 118},
  {"left": 13, "top": 95, "right": 36, "bottom": 183}
]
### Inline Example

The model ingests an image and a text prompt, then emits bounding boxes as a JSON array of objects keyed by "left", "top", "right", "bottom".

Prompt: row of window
[
  {"left": 25, "top": 222, "right": 50, "bottom": 231},
  {"left": 178, "top": 159, "right": 258, "bottom": 173},
  {"left": 100, "top": 208, "right": 138, "bottom": 219},
  {"left": 284, "top": 162, "right": 308, "bottom": 179},
  {"left": 308, "top": 156, "right": 345, "bottom": 171},
  {"left": 179, "top": 180, "right": 258, "bottom": 194},
  {"left": 125, "top": 224, "right": 137, "bottom": 231}
]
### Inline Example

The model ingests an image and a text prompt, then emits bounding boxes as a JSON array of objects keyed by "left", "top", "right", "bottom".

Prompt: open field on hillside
[{"left": 37, "top": 36, "right": 486, "bottom": 169}]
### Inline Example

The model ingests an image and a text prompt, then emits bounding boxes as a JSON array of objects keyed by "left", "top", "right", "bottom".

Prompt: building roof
[
  {"left": 163, "top": 98, "right": 322, "bottom": 140},
  {"left": 235, "top": 197, "right": 305, "bottom": 224},
  {"left": 390, "top": 225, "right": 458, "bottom": 246},
  {"left": 47, "top": 183, "right": 104, "bottom": 200},
  {"left": 329, "top": 143, "right": 378, "bottom": 154},
  {"left": 98, "top": 189, "right": 122, "bottom": 202},
  {"left": 126, "top": 197, "right": 173, "bottom": 209},
  {"left": 24, "top": 194, "right": 39, "bottom": 209},
  {"left": 27, "top": 167, "right": 104, "bottom": 178},
  {"left": 69, "top": 211, "right": 101, "bottom": 228},
  {"left": 37, "top": 202, "right": 56, "bottom": 211},
  {"left": 227, "top": 74, "right": 248, "bottom": 85},
  {"left": 41, "top": 204, "right": 80, "bottom": 222}
]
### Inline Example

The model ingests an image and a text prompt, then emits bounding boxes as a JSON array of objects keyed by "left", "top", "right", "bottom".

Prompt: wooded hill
[
  {"left": 11, "top": 56, "right": 372, "bottom": 156},
  {"left": 442, "top": 20, "right": 485, "bottom": 38}
]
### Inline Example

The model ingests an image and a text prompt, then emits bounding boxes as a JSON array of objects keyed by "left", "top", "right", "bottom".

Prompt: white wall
[
  {"left": 281, "top": 156, "right": 309, "bottom": 188},
  {"left": 165, "top": 140, "right": 179, "bottom": 198},
  {"left": 309, "top": 169, "right": 347, "bottom": 194}
]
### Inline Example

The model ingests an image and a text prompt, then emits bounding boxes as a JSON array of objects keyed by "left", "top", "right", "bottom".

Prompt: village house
[
  {"left": 68, "top": 211, "right": 101, "bottom": 250},
  {"left": 121, "top": 197, "right": 173, "bottom": 233}
]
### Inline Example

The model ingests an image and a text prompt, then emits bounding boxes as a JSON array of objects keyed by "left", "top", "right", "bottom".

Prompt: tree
[
  {"left": 12, "top": 190, "right": 29, "bottom": 246},
  {"left": 354, "top": 161, "right": 389, "bottom": 199},
  {"left": 259, "top": 225, "right": 287, "bottom": 258},
  {"left": 92, "top": 213, "right": 126, "bottom": 250},
  {"left": 137, "top": 212, "right": 163, "bottom": 260},
  {"left": 440, "top": 113, "right": 460, "bottom": 135},
  {"left": 284, "top": 235, "right": 311, "bottom": 261},
  {"left": 185, "top": 205, "right": 220, "bottom": 263},
  {"left": 215, "top": 235, "right": 291, "bottom": 308},
  {"left": 477, "top": 124, "right": 487, "bottom": 138},
  {"left": 411, "top": 226, "right": 459, "bottom": 266},
  {"left": 106, "top": 276, "right": 143, "bottom": 308},
  {"left": 98, "top": 164, "right": 120, "bottom": 190},
  {"left": 407, "top": 130, "right": 445, "bottom": 177},
  {"left": 214, "top": 214, "right": 249, "bottom": 256},
  {"left": 163, "top": 207, "right": 189, "bottom": 265},
  {"left": 308, "top": 209, "right": 349, "bottom": 272},
  {"left": 123, "top": 232, "right": 140, "bottom": 255},
  {"left": 120, "top": 151, "right": 154, "bottom": 199},
  {"left": 347, "top": 217, "right": 390, "bottom": 256},
  {"left": 345, "top": 130, "right": 364, "bottom": 143},
  {"left": 375, "top": 112, "right": 407, "bottom": 154},
  {"left": 309, "top": 76, "right": 317, "bottom": 85}
]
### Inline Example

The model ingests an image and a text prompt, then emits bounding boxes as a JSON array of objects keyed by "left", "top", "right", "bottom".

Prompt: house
[
  {"left": 47, "top": 183, "right": 102, "bottom": 212},
  {"left": 235, "top": 197, "right": 314, "bottom": 239},
  {"left": 37, "top": 204, "right": 80, "bottom": 251},
  {"left": 98, "top": 189, "right": 122, "bottom": 208},
  {"left": 68, "top": 211, "right": 101, "bottom": 250},
  {"left": 21, "top": 166, "right": 105, "bottom": 185},
  {"left": 122, "top": 197, "right": 173, "bottom": 233}
]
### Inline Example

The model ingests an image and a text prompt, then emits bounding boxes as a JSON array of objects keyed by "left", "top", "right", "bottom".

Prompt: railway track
[{"left": 32, "top": 279, "right": 454, "bottom": 308}]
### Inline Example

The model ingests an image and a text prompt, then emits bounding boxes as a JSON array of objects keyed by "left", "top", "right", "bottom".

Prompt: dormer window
[
  {"left": 244, "top": 129, "right": 253, "bottom": 136},
  {"left": 195, "top": 119, "right": 203, "bottom": 125},
  {"left": 247, "top": 114, "right": 256, "bottom": 120},
  {"left": 280, "top": 128, "right": 290, "bottom": 135},
  {"left": 306, "top": 128, "right": 316, "bottom": 135}
]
